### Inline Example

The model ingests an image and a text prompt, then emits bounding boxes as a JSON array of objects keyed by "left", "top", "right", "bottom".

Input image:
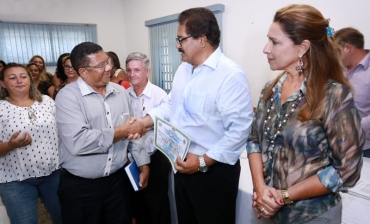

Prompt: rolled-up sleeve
[
  {"left": 128, "top": 138, "right": 150, "bottom": 167},
  {"left": 318, "top": 84, "right": 365, "bottom": 192},
  {"left": 246, "top": 109, "right": 262, "bottom": 155},
  {"left": 247, "top": 83, "right": 270, "bottom": 155}
]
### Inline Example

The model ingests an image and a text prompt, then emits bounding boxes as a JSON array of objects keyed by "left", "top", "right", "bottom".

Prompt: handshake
[{"left": 114, "top": 116, "right": 153, "bottom": 141}]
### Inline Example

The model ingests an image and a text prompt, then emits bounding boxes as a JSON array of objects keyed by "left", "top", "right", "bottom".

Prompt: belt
[{"left": 59, "top": 167, "right": 75, "bottom": 177}]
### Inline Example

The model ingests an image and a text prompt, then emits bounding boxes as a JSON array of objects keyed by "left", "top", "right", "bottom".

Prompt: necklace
[
  {"left": 263, "top": 92, "right": 303, "bottom": 148},
  {"left": 26, "top": 107, "right": 37, "bottom": 126}
]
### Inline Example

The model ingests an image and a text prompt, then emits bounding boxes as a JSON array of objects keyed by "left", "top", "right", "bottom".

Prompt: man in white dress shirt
[
  {"left": 126, "top": 52, "right": 171, "bottom": 224},
  {"left": 135, "top": 7, "right": 254, "bottom": 224}
]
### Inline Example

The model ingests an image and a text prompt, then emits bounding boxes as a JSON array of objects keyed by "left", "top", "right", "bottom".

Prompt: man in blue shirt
[{"left": 137, "top": 7, "right": 254, "bottom": 224}]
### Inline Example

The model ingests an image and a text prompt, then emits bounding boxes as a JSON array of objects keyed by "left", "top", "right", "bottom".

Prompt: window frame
[{"left": 145, "top": 4, "right": 224, "bottom": 92}]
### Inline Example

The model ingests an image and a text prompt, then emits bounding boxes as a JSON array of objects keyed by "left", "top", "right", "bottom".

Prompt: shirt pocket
[{"left": 184, "top": 90, "right": 208, "bottom": 115}]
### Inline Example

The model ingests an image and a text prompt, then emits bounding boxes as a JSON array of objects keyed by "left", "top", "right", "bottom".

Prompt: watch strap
[{"left": 198, "top": 155, "right": 209, "bottom": 172}]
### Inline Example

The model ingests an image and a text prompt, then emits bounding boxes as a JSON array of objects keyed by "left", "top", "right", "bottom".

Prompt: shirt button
[
  {"left": 105, "top": 172, "right": 108, "bottom": 176},
  {"left": 109, "top": 158, "right": 111, "bottom": 161},
  {"left": 107, "top": 112, "right": 109, "bottom": 114}
]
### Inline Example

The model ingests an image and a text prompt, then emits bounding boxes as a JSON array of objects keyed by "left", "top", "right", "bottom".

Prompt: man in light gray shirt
[
  {"left": 55, "top": 42, "right": 149, "bottom": 224},
  {"left": 334, "top": 28, "right": 370, "bottom": 157}
]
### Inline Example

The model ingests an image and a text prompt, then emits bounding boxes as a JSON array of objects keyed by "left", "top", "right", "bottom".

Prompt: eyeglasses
[
  {"left": 85, "top": 58, "right": 113, "bottom": 69},
  {"left": 63, "top": 65, "right": 74, "bottom": 70},
  {"left": 176, "top": 35, "right": 192, "bottom": 45}
]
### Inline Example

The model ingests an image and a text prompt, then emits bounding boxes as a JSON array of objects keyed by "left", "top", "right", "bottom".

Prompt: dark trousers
[
  {"left": 57, "top": 167, "right": 131, "bottom": 224},
  {"left": 175, "top": 160, "right": 241, "bottom": 224},
  {"left": 132, "top": 151, "right": 171, "bottom": 224},
  {"left": 363, "top": 148, "right": 370, "bottom": 158}
]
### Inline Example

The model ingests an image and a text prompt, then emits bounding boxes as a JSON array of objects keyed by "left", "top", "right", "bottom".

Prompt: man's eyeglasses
[
  {"left": 85, "top": 58, "right": 113, "bottom": 69},
  {"left": 63, "top": 65, "right": 74, "bottom": 70},
  {"left": 176, "top": 35, "right": 192, "bottom": 45}
]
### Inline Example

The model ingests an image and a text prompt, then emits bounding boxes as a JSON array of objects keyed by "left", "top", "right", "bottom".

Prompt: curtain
[
  {"left": 146, "top": 4, "right": 224, "bottom": 92},
  {"left": 149, "top": 21, "right": 181, "bottom": 93},
  {"left": 0, "top": 22, "right": 97, "bottom": 66}
]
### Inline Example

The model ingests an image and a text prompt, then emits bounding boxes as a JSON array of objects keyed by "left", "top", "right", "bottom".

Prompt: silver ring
[{"left": 259, "top": 207, "right": 265, "bottom": 214}]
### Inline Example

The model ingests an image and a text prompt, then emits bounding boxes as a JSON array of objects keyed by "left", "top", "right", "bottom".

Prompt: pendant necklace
[
  {"left": 26, "top": 107, "right": 37, "bottom": 126},
  {"left": 263, "top": 92, "right": 303, "bottom": 148}
]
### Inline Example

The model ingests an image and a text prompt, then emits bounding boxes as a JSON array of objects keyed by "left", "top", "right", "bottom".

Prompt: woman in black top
[{"left": 27, "top": 63, "right": 55, "bottom": 98}]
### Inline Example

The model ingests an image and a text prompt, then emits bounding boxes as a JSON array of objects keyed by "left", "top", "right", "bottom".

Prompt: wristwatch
[
  {"left": 281, "top": 189, "right": 293, "bottom": 204},
  {"left": 198, "top": 155, "right": 209, "bottom": 173}
]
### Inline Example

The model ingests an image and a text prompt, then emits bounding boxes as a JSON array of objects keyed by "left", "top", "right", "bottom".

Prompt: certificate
[{"left": 153, "top": 117, "right": 190, "bottom": 173}]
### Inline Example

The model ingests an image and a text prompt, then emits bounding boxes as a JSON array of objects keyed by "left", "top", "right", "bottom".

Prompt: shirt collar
[
  {"left": 358, "top": 50, "right": 370, "bottom": 70},
  {"left": 185, "top": 47, "right": 222, "bottom": 72},
  {"left": 77, "top": 77, "right": 119, "bottom": 97},
  {"left": 202, "top": 47, "right": 222, "bottom": 70},
  {"left": 274, "top": 73, "right": 307, "bottom": 97},
  {"left": 128, "top": 80, "right": 153, "bottom": 98}
]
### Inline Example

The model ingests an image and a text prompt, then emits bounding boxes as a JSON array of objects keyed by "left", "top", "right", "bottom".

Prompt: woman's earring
[{"left": 296, "top": 56, "right": 303, "bottom": 75}]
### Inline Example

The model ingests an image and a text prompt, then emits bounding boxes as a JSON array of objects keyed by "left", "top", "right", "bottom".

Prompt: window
[
  {"left": 145, "top": 4, "right": 224, "bottom": 93},
  {"left": 0, "top": 22, "right": 97, "bottom": 66}
]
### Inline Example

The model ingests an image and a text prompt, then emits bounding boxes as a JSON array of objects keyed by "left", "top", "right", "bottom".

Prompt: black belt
[
  {"left": 59, "top": 167, "right": 124, "bottom": 179},
  {"left": 59, "top": 167, "right": 75, "bottom": 177}
]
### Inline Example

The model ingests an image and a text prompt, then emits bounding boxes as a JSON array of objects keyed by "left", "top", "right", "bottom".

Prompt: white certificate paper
[{"left": 153, "top": 117, "right": 190, "bottom": 173}]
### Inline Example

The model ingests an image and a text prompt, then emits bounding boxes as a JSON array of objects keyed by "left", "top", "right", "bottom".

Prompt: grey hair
[{"left": 125, "top": 52, "right": 150, "bottom": 69}]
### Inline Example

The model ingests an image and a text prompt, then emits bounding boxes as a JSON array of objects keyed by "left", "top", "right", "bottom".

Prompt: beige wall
[
  {"left": 1, "top": 0, "right": 370, "bottom": 105},
  {"left": 122, "top": 0, "right": 370, "bottom": 106}
]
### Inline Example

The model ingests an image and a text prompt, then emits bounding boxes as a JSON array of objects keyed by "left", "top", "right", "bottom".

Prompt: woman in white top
[{"left": 0, "top": 63, "right": 61, "bottom": 224}]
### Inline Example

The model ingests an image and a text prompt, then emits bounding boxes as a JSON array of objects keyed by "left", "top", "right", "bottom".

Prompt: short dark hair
[
  {"left": 0, "top": 60, "right": 6, "bottom": 68},
  {"left": 70, "top": 42, "right": 103, "bottom": 75},
  {"left": 334, "top": 27, "right": 364, "bottom": 49},
  {"left": 178, "top": 7, "right": 220, "bottom": 48}
]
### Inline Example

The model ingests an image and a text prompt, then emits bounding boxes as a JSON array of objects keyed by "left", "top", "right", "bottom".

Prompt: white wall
[
  {"left": 1, "top": 0, "right": 370, "bottom": 106},
  {"left": 122, "top": 0, "right": 370, "bottom": 106}
]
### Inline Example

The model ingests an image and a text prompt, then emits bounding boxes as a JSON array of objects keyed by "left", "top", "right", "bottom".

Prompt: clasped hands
[
  {"left": 115, "top": 116, "right": 147, "bottom": 140},
  {"left": 252, "top": 185, "right": 284, "bottom": 219}
]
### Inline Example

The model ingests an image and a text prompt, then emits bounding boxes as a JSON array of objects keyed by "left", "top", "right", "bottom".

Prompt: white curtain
[{"left": 0, "top": 22, "right": 97, "bottom": 65}]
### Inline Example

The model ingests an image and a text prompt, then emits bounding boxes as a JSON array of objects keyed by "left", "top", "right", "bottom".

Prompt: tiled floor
[{"left": 38, "top": 199, "right": 52, "bottom": 224}]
